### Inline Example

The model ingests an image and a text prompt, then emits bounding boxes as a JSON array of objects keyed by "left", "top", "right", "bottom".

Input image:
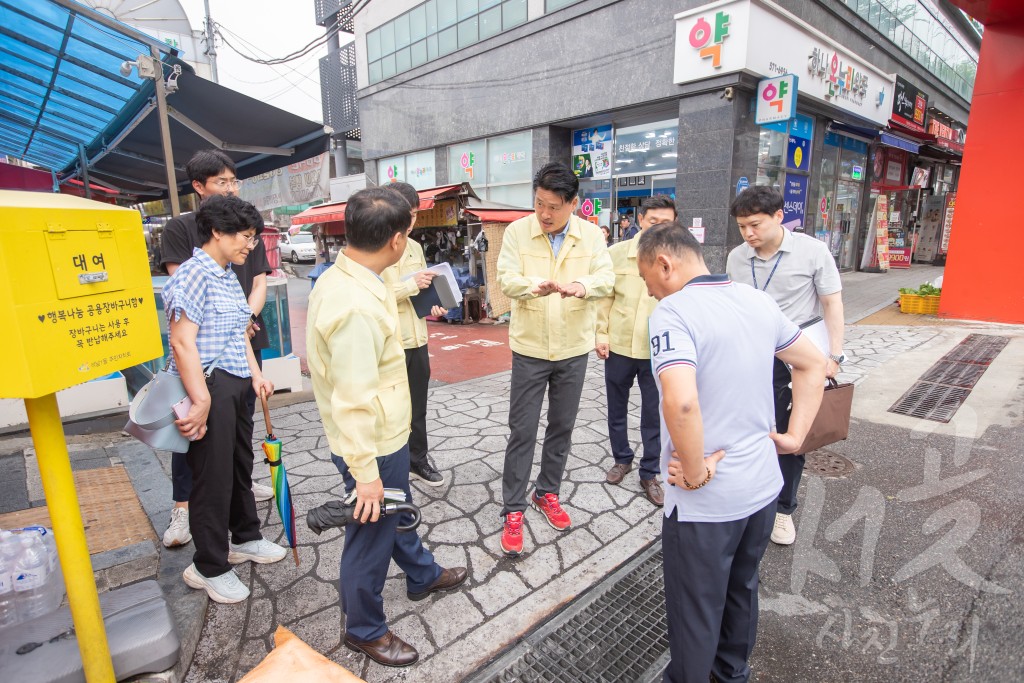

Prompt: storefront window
[
  {"left": 757, "top": 129, "right": 787, "bottom": 170},
  {"left": 811, "top": 132, "right": 868, "bottom": 271},
  {"left": 448, "top": 132, "right": 532, "bottom": 206},
  {"left": 379, "top": 149, "right": 437, "bottom": 189}
]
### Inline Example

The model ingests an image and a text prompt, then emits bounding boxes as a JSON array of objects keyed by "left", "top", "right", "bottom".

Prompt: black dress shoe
[
  {"left": 410, "top": 461, "right": 445, "bottom": 486},
  {"left": 407, "top": 566, "right": 468, "bottom": 601},
  {"left": 344, "top": 630, "right": 418, "bottom": 667}
]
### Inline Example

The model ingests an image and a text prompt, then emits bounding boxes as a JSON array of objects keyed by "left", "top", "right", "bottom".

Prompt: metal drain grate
[
  {"left": 804, "top": 450, "right": 856, "bottom": 477},
  {"left": 919, "top": 360, "right": 988, "bottom": 388},
  {"left": 469, "top": 545, "right": 668, "bottom": 683},
  {"left": 889, "top": 334, "right": 1008, "bottom": 423},
  {"left": 940, "top": 333, "right": 1009, "bottom": 365},
  {"left": 889, "top": 381, "right": 973, "bottom": 422}
]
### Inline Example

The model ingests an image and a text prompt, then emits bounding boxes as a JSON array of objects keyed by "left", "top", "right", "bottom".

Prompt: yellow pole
[{"left": 24, "top": 393, "right": 115, "bottom": 682}]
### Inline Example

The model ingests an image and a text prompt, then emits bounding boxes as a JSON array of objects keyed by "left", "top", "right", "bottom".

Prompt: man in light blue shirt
[{"left": 637, "top": 221, "right": 825, "bottom": 683}]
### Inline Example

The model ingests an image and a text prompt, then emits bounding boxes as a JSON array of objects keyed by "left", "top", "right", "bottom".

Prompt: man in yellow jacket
[
  {"left": 382, "top": 181, "right": 446, "bottom": 486},
  {"left": 596, "top": 196, "right": 678, "bottom": 507},
  {"left": 496, "top": 162, "right": 615, "bottom": 555},
  {"left": 307, "top": 187, "right": 467, "bottom": 667}
]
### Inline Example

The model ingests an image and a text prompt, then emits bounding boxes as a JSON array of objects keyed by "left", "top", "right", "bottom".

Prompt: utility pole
[{"left": 204, "top": 0, "right": 219, "bottom": 83}]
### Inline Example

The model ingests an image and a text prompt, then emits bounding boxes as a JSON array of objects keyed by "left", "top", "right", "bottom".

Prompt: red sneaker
[
  {"left": 531, "top": 492, "right": 571, "bottom": 531},
  {"left": 501, "top": 512, "right": 524, "bottom": 555}
]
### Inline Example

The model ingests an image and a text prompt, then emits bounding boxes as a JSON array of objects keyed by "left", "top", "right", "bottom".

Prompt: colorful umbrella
[{"left": 261, "top": 392, "right": 299, "bottom": 566}]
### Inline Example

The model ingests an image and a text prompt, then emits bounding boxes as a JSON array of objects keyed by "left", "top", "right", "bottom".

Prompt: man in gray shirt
[{"left": 726, "top": 186, "right": 845, "bottom": 545}]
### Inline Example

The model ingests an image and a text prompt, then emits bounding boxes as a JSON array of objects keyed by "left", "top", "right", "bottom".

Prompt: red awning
[
  {"left": 292, "top": 201, "right": 346, "bottom": 225},
  {"left": 465, "top": 208, "right": 532, "bottom": 223},
  {"left": 887, "top": 120, "right": 937, "bottom": 143}
]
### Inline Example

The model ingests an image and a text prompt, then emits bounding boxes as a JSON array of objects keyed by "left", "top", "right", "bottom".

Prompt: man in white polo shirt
[
  {"left": 726, "top": 186, "right": 845, "bottom": 546},
  {"left": 637, "top": 221, "right": 826, "bottom": 683}
]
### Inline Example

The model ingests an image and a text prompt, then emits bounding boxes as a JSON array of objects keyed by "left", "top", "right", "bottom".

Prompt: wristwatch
[{"left": 828, "top": 352, "right": 847, "bottom": 364}]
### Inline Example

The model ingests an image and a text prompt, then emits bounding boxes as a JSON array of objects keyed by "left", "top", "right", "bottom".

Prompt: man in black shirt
[{"left": 159, "top": 149, "right": 275, "bottom": 549}]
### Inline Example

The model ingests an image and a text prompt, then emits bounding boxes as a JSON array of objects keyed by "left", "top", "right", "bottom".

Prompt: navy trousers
[
  {"left": 604, "top": 351, "right": 661, "bottom": 480},
  {"left": 661, "top": 500, "right": 777, "bottom": 683},
  {"left": 331, "top": 445, "right": 441, "bottom": 641},
  {"left": 772, "top": 357, "right": 804, "bottom": 515},
  {"left": 172, "top": 350, "right": 262, "bottom": 502}
]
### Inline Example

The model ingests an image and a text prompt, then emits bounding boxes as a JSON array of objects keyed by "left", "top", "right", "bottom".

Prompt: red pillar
[{"left": 940, "top": 5, "right": 1024, "bottom": 323}]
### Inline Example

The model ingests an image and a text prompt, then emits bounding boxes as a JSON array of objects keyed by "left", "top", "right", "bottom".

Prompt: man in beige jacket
[
  {"left": 596, "top": 195, "right": 678, "bottom": 507},
  {"left": 496, "top": 162, "right": 615, "bottom": 555}
]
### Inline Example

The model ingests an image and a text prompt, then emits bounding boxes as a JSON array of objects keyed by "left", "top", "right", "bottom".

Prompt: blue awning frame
[
  {"left": 878, "top": 131, "right": 921, "bottom": 154},
  {"left": 0, "top": 0, "right": 180, "bottom": 179}
]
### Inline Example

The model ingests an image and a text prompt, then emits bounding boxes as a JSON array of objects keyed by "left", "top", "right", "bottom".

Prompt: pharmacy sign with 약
[
  {"left": 675, "top": 0, "right": 894, "bottom": 126},
  {"left": 756, "top": 74, "right": 798, "bottom": 124}
]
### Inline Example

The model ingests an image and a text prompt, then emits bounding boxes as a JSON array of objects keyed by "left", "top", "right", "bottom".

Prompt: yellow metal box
[{"left": 0, "top": 191, "right": 162, "bottom": 398}]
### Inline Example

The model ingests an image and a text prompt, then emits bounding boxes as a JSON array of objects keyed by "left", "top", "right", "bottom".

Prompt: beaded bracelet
[{"left": 681, "top": 466, "right": 712, "bottom": 490}]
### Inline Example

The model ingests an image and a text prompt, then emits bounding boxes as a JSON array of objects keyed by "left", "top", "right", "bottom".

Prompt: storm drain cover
[
  {"left": 889, "top": 334, "right": 1008, "bottom": 422},
  {"left": 804, "top": 450, "right": 856, "bottom": 477},
  {"left": 467, "top": 544, "right": 668, "bottom": 683}
]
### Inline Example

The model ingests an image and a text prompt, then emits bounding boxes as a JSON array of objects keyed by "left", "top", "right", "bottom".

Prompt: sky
[{"left": 176, "top": 0, "right": 351, "bottom": 123}]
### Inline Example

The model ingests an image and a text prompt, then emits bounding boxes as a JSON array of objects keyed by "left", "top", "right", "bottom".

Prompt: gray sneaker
[
  {"left": 252, "top": 482, "right": 274, "bottom": 502},
  {"left": 162, "top": 507, "right": 191, "bottom": 548},
  {"left": 228, "top": 538, "right": 287, "bottom": 564},
  {"left": 183, "top": 564, "right": 249, "bottom": 603}
]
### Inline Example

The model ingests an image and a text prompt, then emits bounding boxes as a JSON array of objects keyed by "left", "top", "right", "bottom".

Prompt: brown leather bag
[{"left": 799, "top": 379, "right": 854, "bottom": 453}]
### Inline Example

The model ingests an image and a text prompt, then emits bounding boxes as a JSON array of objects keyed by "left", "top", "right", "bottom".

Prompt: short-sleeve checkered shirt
[{"left": 163, "top": 248, "right": 253, "bottom": 378}]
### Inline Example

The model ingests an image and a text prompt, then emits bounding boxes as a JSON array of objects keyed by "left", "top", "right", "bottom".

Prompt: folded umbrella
[
  {"left": 261, "top": 392, "right": 300, "bottom": 566},
  {"left": 306, "top": 488, "right": 421, "bottom": 535}
]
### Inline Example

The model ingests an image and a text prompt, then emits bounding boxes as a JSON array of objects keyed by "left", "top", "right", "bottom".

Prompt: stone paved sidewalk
[{"left": 183, "top": 323, "right": 950, "bottom": 683}]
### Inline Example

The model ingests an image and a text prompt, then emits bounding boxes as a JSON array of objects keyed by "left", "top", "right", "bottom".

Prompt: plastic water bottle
[
  {"left": 21, "top": 526, "right": 63, "bottom": 609},
  {"left": 0, "top": 533, "right": 16, "bottom": 628},
  {"left": 13, "top": 535, "right": 49, "bottom": 621}
]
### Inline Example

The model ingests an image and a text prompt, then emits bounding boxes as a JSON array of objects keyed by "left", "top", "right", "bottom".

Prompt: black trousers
[
  {"left": 604, "top": 351, "right": 661, "bottom": 480},
  {"left": 772, "top": 358, "right": 804, "bottom": 515},
  {"left": 331, "top": 446, "right": 440, "bottom": 641},
  {"left": 662, "top": 500, "right": 776, "bottom": 683},
  {"left": 501, "top": 352, "right": 589, "bottom": 515},
  {"left": 172, "top": 350, "right": 261, "bottom": 502},
  {"left": 405, "top": 344, "right": 431, "bottom": 469},
  {"left": 185, "top": 370, "right": 262, "bottom": 578}
]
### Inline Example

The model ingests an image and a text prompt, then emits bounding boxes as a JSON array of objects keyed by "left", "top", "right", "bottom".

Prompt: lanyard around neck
[{"left": 751, "top": 251, "right": 784, "bottom": 291}]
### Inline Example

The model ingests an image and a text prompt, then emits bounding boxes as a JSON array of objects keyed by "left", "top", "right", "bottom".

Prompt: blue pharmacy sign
[{"left": 782, "top": 175, "right": 809, "bottom": 230}]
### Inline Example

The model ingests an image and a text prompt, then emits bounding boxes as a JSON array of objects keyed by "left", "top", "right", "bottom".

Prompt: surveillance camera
[
  {"left": 721, "top": 87, "right": 734, "bottom": 101},
  {"left": 119, "top": 61, "right": 134, "bottom": 78}
]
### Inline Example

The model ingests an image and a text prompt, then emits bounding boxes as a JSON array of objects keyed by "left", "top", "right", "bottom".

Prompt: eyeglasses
[
  {"left": 241, "top": 234, "right": 259, "bottom": 247},
  {"left": 210, "top": 177, "right": 243, "bottom": 190}
]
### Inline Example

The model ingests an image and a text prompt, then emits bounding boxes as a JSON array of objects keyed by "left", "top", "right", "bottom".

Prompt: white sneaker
[
  {"left": 183, "top": 564, "right": 250, "bottom": 603},
  {"left": 228, "top": 538, "right": 287, "bottom": 564},
  {"left": 252, "top": 482, "right": 274, "bottom": 502},
  {"left": 162, "top": 507, "right": 192, "bottom": 548},
  {"left": 771, "top": 513, "right": 797, "bottom": 545}
]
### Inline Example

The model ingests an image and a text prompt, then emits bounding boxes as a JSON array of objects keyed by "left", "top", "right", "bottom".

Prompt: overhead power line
[{"left": 215, "top": 18, "right": 340, "bottom": 66}]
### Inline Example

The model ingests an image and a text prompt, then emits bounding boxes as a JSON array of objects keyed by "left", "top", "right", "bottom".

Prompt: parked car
[{"left": 279, "top": 232, "right": 317, "bottom": 263}]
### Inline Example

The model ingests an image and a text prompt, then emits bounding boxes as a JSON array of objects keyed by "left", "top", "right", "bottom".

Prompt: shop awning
[
  {"left": 465, "top": 208, "right": 532, "bottom": 223},
  {"left": 887, "top": 121, "right": 937, "bottom": 143},
  {"left": 293, "top": 182, "right": 482, "bottom": 227},
  {"left": 878, "top": 132, "right": 921, "bottom": 153},
  {"left": 827, "top": 122, "right": 879, "bottom": 142},
  {"left": 292, "top": 201, "right": 344, "bottom": 225},
  {"left": 0, "top": 0, "right": 331, "bottom": 200}
]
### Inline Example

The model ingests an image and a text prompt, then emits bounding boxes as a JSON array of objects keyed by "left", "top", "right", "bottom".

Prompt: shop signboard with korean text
[
  {"left": 239, "top": 153, "right": 330, "bottom": 213},
  {"left": 940, "top": 192, "right": 956, "bottom": 254},
  {"left": 891, "top": 75, "right": 928, "bottom": 132},
  {"left": 572, "top": 125, "right": 613, "bottom": 180},
  {"left": 756, "top": 74, "right": 798, "bottom": 125},
  {"left": 782, "top": 174, "right": 809, "bottom": 230},
  {"left": 674, "top": 0, "right": 895, "bottom": 126},
  {"left": 0, "top": 192, "right": 162, "bottom": 398},
  {"left": 614, "top": 122, "right": 679, "bottom": 175}
]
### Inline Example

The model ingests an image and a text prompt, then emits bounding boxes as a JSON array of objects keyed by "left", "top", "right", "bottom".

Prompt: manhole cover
[{"left": 804, "top": 450, "right": 855, "bottom": 477}]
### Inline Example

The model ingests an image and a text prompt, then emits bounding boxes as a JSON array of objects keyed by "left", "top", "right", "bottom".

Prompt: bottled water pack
[{"left": 0, "top": 526, "right": 65, "bottom": 629}]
